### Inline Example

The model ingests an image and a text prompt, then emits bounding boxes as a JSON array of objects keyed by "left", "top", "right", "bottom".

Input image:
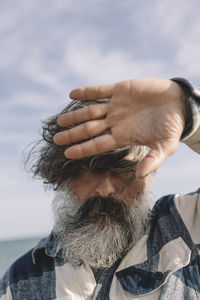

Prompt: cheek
[
  {"left": 122, "top": 179, "right": 144, "bottom": 207},
  {"left": 70, "top": 178, "right": 97, "bottom": 203}
]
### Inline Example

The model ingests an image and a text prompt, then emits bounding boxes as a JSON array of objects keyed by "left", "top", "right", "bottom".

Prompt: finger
[
  {"left": 64, "top": 134, "right": 118, "bottom": 158},
  {"left": 69, "top": 83, "right": 115, "bottom": 100},
  {"left": 54, "top": 119, "right": 108, "bottom": 145},
  {"left": 57, "top": 104, "right": 108, "bottom": 127},
  {"left": 136, "top": 150, "right": 166, "bottom": 179},
  {"left": 135, "top": 141, "right": 178, "bottom": 178}
]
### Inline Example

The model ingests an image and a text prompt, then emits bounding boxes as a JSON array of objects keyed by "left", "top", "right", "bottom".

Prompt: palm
[{"left": 109, "top": 99, "right": 181, "bottom": 147}]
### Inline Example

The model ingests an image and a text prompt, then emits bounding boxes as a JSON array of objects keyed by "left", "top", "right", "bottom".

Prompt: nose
[{"left": 95, "top": 173, "right": 116, "bottom": 198}]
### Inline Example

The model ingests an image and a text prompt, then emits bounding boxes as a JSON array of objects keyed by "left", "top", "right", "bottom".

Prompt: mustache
[{"left": 67, "top": 196, "right": 129, "bottom": 227}]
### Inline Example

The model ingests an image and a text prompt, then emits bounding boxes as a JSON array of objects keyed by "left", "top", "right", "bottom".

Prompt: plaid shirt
[{"left": 1, "top": 79, "right": 200, "bottom": 300}]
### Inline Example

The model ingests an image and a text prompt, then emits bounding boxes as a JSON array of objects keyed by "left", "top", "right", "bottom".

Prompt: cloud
[
  {"left": 0, "top": 0, "right": 75, "bottom": 93},
  {"left": 149, "top": 0, "right": 200, "bottom": 80},
  {"left": 0, "top": 160, "right": 53, "bottom": 240},
  {"left": 19, "top": 56, "right": 66, "bottom": 93},
  {"left": 0, "top": 0, "right": 200, "bottom": 240},
  {"left": 0, "top": 90, "right": 65, "bottom": 111},
  {"left": 64, "top": 33, "right": 165, "bottom": 85},
  {"left": 0, "top": 132, "right": 34, "bottom": 144}
]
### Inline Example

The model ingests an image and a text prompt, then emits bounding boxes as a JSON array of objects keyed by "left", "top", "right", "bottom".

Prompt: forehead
[{"left": 63, "top": 148, "right": 139, "bottom": 182}]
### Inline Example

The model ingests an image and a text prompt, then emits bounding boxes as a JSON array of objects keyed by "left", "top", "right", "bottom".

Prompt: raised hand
[{"left": 54, "top": 78, "right": 186, "bottom": 178}]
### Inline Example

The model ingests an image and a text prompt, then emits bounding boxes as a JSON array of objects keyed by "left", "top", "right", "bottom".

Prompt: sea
[{"left": 0, "top": 236, "right": 43, "bottom": 278}]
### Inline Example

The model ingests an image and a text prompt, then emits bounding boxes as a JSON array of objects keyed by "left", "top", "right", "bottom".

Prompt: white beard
[{"left": 52, "top": 185, "right": 153, "bottom": 269}]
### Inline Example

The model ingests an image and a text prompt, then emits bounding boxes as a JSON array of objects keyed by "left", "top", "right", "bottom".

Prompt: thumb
[{"left": 135, "top": 141, "right": 178, "bottom": 179}]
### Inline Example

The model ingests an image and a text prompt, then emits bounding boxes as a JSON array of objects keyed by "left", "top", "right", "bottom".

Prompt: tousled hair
[{"left": 25, "top": 99, "right": 148, "bottom": 190}]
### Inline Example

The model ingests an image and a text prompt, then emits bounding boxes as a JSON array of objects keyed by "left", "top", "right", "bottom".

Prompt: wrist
[{"left": 170, "top": 77, "right": 200, "bottom": 140}]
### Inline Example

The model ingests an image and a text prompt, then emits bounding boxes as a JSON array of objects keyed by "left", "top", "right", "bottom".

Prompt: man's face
[
  {"left": 53, "top": 153, "right": 152, "bottom": 269},
  {"left": 69, "top": 161, "right": 145, "bottom": 209}
]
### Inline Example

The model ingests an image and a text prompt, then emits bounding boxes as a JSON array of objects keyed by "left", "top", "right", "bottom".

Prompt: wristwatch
[
  {"left": 170, "top": 77, "right": 200, "bottom": 140},
  {"left": 171, "top": 77, "right": 200, "bottom": 104}
]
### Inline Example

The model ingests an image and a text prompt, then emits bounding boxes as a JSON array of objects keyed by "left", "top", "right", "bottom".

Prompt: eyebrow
[{"left": 91, "top": 159, "right": 138, "bottom": 174}]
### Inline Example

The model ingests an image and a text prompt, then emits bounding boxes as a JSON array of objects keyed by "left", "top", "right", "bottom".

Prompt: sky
[{"left": 0, "top": 0, "right": 200, "bottom": 240}]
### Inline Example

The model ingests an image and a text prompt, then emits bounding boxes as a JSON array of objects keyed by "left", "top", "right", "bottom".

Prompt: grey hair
[
  {"left": 25, "top": 98, "right": 149, "bottom": 190},
  {"left": 52, "top": 184, "right": 152, "bottom": 269}
]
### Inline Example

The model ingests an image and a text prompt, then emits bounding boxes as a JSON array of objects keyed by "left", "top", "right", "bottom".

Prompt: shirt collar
[{"left": 32, "top": 231, "right": 62, "bottom": 264}]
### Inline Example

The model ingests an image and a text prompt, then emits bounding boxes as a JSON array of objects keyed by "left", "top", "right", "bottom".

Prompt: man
[{"left": 0, "top": 78, "right": 200, "bottom": 299}]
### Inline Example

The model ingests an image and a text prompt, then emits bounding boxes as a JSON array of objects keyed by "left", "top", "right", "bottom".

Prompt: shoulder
[
  {"left": 151, "top": 189, "right": 200, "bottom": 246},
  {"left": 0, "top": 238, "right": 55, "bottom": 300},
  {"left": 152, "top": 188, "right": 200, "bottom": 219},
  {"left": 173, "top": 188, "right": 200, "bottom": 245},
  {"left": 0, "top": 249, "right": 35, "bottom": 300},
  {"left": 10, "top": 248, "right": 53, "bottom": 283}
]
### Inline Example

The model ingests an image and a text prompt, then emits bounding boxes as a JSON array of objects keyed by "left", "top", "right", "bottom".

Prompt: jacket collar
[
  {"left": 32, "top": 231, "right": 191, "bottom": 296},
  {"left": 32, "top": 231, "right": 62, "bottom": 264}
]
